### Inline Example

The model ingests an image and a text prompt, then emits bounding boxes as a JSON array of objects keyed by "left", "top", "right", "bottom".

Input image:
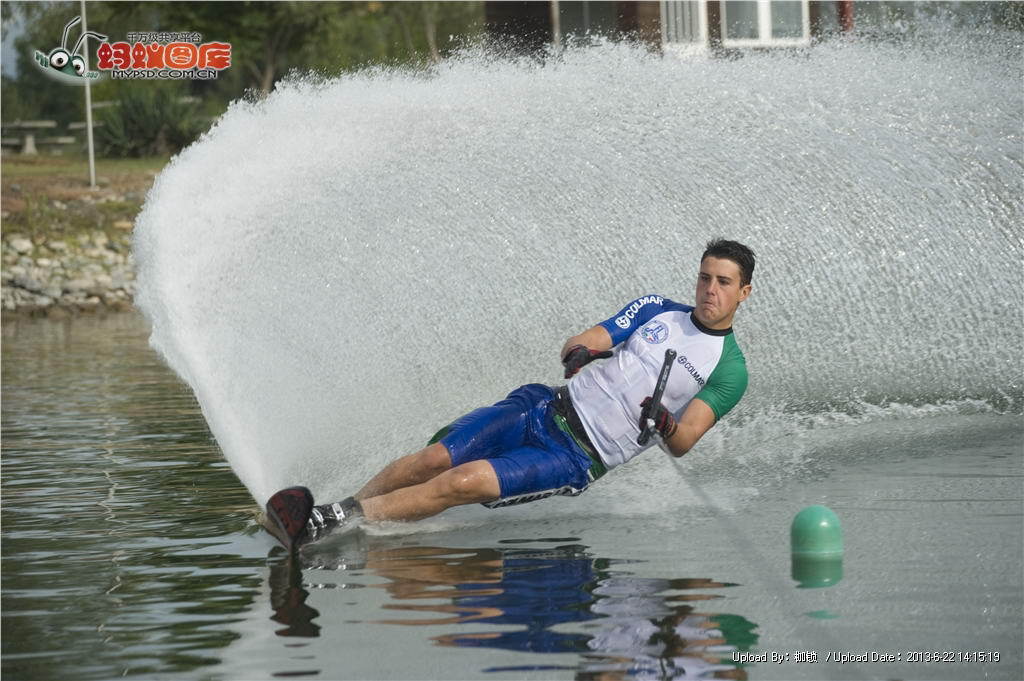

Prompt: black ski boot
[{"left": 305, "top": 496, "right": 364, "bottom": 543}]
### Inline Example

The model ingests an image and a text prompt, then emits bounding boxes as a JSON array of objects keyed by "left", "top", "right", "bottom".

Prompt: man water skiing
[{"left": 265, "top": 239, "right": 755, "bottom": 550}]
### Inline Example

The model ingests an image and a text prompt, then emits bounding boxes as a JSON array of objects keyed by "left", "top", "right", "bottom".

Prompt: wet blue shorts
[{"left": 441, "top": 384, "right": 597, "bottom": 508}]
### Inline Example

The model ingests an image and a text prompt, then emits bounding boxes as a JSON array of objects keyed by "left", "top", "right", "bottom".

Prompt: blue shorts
[{"left": 441, "top": 384, "right": 598, "bottom": 508}]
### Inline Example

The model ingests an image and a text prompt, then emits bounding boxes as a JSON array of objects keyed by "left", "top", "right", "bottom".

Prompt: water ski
[
  {"left": 264, "top": 486, "right": 315, "bottom": 550},
  {"left": 264, "top": 486, "right": 364, "bottom": 551}
]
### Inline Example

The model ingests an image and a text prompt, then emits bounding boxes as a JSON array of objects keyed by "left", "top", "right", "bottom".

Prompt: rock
[
  {"left": 47, "top": 306, "right": 70, "bottom": 320},
  {"left": 9, "top": 238, "right": 33, "bottom": 254},
  {"left": 14, "top": 275, "right": 43, "bottom": 292},
  {"left": 88, "top": 274, "right": 112, "bottom": 296},
  {"left": 4, "top": 202, "right": 140, "bottom": 314},
  {"left": 64, "top": 278, "right": 93, "bottom": 294},
  {"left": 10, "top": 183, "right": 21, "bottom": 193}
]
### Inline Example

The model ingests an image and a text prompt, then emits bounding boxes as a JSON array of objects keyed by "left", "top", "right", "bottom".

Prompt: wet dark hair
[{"left": 701, "top": 239, "right": 755, "bottom": 286}]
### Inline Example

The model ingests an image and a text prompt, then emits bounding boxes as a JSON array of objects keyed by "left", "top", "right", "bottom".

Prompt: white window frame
[
  {"left": 721, "top": 0, "right": 810, "bottom": 48},
  {"left": 661, "top": 0, "right": 710, "bottom": 46}
]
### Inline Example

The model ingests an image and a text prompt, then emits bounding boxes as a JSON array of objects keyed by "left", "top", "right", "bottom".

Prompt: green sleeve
[{"left": 695, "top": 334, "right": 748, "bottom": 421}]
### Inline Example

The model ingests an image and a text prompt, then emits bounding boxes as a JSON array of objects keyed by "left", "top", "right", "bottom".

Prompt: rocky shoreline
[{"left": 2, "top": 229, "right": 137, "bottom": 318}]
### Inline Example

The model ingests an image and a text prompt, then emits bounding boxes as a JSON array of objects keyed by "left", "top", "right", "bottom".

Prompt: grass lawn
[
  {"left": 2, "top": 154, "right": 171, "bottom": 181},
  {"left": 2, "top": 154, "right": 170, "bottom": 240}
]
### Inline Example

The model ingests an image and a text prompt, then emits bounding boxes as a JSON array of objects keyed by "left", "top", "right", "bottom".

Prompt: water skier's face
[{"left": 694, "top": 257, "right": 750, "bottom": 329}]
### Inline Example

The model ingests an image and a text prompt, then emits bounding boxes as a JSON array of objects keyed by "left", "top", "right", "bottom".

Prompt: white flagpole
[{"left": 80, "top": 0, "right": 97, "bottom": 189}]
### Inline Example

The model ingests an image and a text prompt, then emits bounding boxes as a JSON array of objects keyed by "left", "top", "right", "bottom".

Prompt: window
[
  {"left": 559, "top": 1, "right": 619, "bottom": 39},
  {"left": 722, "top": 0, "right": 810, "bottom": 47}
]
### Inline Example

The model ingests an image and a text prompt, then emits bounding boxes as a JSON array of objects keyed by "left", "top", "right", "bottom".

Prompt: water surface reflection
[{"left": 275, "top": 536, "right": 759, "bottom": 679}]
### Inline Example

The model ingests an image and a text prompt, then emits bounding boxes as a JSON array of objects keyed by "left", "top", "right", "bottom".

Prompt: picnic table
[
  {"left": 2, "top": 120, "right": 57, "bottom": 155},
  {"left": 1, "top": 121, "right": 96, "bottom": 155}
]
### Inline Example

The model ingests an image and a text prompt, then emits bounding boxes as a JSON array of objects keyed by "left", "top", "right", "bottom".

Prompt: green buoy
[
  {"left": 791, "top": 505, "right": 843, "bottom": 588},
  {"left": 791, "top": 505, "right": 843, "bottom": 555}
]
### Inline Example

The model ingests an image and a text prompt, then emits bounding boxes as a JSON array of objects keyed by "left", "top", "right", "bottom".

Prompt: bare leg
[
  {"left": 354, "top": 442, "right": 452, "bottom": 501},
  {"left": 359, "top": 460, "right": 501, "bottom": 522}
]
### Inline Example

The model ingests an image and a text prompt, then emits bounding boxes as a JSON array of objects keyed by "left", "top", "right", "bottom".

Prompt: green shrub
[{"left": 98, "top": 87, "right": 206, "bottom": 158}]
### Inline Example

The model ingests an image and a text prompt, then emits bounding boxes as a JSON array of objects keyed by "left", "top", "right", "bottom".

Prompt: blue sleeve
[{"left": 597, "top": 295, "right": 693, "bottom": 346}]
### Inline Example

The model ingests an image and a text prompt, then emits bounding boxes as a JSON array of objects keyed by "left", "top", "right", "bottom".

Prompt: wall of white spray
[{"left": 133, "top": 32, "right": 1023, "bottom": 507}]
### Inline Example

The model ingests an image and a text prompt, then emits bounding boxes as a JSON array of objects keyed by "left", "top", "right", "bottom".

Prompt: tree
[
  {"left": 152, "top": 2, "right": 341, "bottom": 94},
  {"left": 1, "top": 1, "right": 486, "bottom": 131}
]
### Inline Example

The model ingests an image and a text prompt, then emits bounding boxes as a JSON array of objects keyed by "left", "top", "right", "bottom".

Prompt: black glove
[
  {"left": 639, "top": 397, "right": 677, "bottom": 441},
  {"left": 562, "top": 344, "right": 613, "bottom": 378}
]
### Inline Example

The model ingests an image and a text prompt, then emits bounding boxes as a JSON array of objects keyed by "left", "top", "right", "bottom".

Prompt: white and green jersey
[{"left": 567, "top": 295, "right": 747, "bottom": 470}]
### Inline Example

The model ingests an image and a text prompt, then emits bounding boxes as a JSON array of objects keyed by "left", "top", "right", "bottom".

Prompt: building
[
  {"left": 485, "top": 1, "right": 853, "bottom": 53},
  {"left": 484, "top": 1, "right": 1021, "bottom": 54}
]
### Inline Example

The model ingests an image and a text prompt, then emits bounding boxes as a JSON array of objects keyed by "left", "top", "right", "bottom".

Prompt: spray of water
[{"left": 134, "top": 28, "right": 1023, "bottom": 507}]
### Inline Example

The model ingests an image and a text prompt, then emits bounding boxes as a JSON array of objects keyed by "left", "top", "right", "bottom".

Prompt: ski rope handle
[{"left": 637, "top": 348, "right": 677, "bottom": 445}]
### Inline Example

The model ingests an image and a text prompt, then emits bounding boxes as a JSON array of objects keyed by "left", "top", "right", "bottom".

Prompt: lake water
[{"left": 2, "top": 312, "right": 1021, "bottom": 681}]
